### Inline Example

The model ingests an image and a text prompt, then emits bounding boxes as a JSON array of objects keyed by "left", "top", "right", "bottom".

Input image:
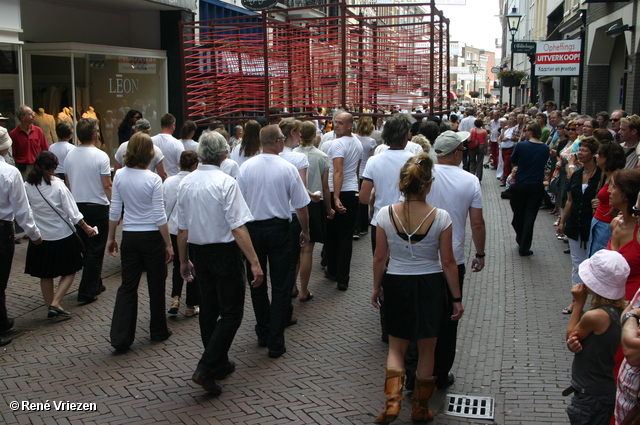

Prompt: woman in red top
[
  {"left": 468, "top": 119, "right": 488, "bottom": 181},
  {"left": 587, "top": 142, "right": 626, "bottom": 257}
]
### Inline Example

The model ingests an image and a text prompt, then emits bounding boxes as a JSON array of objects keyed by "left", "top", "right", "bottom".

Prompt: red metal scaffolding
[{"left": 180, "top": 1, "right": 450, "bottom": 124}]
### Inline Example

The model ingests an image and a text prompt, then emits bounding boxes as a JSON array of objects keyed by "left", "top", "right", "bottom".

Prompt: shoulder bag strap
[{"left": 35, "top": 184, "right": 78, "bottom": 234}]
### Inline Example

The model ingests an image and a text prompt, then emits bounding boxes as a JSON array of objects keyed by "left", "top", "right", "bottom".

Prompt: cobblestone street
[{"left": 1, "top": 177, "right": 574, "bottom": 424}]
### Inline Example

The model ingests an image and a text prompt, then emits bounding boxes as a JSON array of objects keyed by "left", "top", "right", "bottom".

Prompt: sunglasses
[
  {"left": 611, "top": 118, "right": 620, "bottom": 122},
  {"left": 567, "top": 128, "right": 577, "bottom": 131},
  {"left": 633, "top": 206, "right": 640, "bottom": 216}
]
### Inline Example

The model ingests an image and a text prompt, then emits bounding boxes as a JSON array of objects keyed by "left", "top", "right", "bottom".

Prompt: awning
[{"left": 448, "top": 91, "right": 457, "bottom": 100}]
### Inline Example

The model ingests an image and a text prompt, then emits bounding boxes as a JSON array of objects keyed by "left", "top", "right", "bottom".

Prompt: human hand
[
  {"left": 591, "top": 198, "right": 600, "bottom": 210},
  {"left": 165, "top": 245, "right": 174, "bottom": 264},
  {"left": 310, "top": 192, "right": 322, "bottom": 203},
  {"left": 371, "top": 288, "right": 383, "bottom": 309},
  {"left": 83, "top": 225, "right": 97, "bottom": 238},
  {"left": 299, "top": 231, "right": 310, "bottom": 247},
  {"left": 327, "top": 208, "right": 335, "bottom": 220},
  {"left": 180, "top": 261, "right": 196, "bottom": 282},
  {"left": 334, "top": 198, "right": 346, "bottom": 214},
  {"left": 451, "top": 302, "right": 464, "bottom": 320},
  {"left": 571, "top": 283, "right": 588, "bottom": 305},
  {"left": 557, "top": 223, "right": 564, "bottom": 236},
  {"left": 107, "top": 239, "right": 118, "bottom": 257},
  {"left": 472, "top": 257, "right": 484, "bottom": 272},
  {"left": 567, "top": 331, "right": 583, "bottom": 353},
  {"left": 249, "top": 262, "right": 264, "bottom": 288}
]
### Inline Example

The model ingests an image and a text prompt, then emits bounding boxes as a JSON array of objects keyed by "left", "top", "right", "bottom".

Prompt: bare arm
[
  {"left": 332, "top": 157, "right": 346, "bottom": 213},
  {"left": 231, "top": 225, "right": 264, "bottom": 288},
  {"left": 101, "top": 175, "right": 112, "bottom": 202},
  {"left": 295, "top": 206, "right": 310, "bottom": 247},
  {"left": 622, "top": 308, "right": 640, "bottom": 367},
  {"left": 155, "top": 161, "right": 168, "bottom": 182},
  {"left": 469, "top": 207, "right": 485, "bottom": 272},
  {"left": 321, "top": 169, "right": 334, "bottom": 219},
  {"left": 158, "top": 222, "right": 173, "bottom": 264},
  {"left": 106, "top": 219, "right": 119, "bottom": 257},
  {"left": 557, "top": 191, "right": 573, "bottom": 236},
  {"left": 439, "top": 225, "right": 463, "bottom": 320},
  {"left": 372, "top": 224, "right": 389, "bottom": 308}
]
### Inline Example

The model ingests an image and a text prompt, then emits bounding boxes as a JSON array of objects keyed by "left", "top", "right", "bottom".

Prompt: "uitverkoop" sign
[{"left": 535, "top": 40, "right": 581, "bottom": 76}]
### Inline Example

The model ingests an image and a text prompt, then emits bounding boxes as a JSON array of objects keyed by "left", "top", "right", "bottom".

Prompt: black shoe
[
  {"left": 499, "top": 183, "right": 506, "bottom": 187},
  {"left": 214, "top": 361, "right": 236, "bottom": 380},
  {"left": 192, "top": 370, "right": 222, "bottom": 395},
  {"left": 77, "top": 295, "right": 98, "bottom": 304},
  {"left": 99, "top": 284, "right": 106, "bottom": 294},
  {"left": 111, "top": 344, "right": 130, "bottom": 352},
  {"left": 519, "top": 250, "right": 534, "bottom": 257},
  {"left": 352, "top": 232, "right": 360, "bottom": 240},
  {"left": 0, "top": 318, "right": 14, "bottom": 334},
  {"left": 49, "top": 306, "right": 71, "bottom": 317},
  {"left": 436, "top": 372, "right": 455, "bottom": 389},
  {"left": 337, "top": 283, "right": 348, "bottom": 291},
  {"left": 564, "top": 248, "right": 571, "bottom": 254},
  {"left": 150, "top": 327, "right": 173, "bottom": 342},
  {"left": 258, "top": 338, "right": 267, "bottom": 347},
  {"left": 286, "top": 316, "right": 298, "bottom": 327},
  {"left": 0, "top": 335, "right": 12, "bottom": 346},
  {"left": 268, "top": 347, "right": 287, "bottom": 358},
  {"left": 323, "top": 268, "right": 336, "bottom": 281}
]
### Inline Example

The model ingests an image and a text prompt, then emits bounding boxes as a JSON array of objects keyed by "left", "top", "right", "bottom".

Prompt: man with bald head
[
  {"left": 325, "top": 112, "right": 362, "bottom": 291},
  {"left": 237, "top": 125, "right": 310, "bottom": 359}
]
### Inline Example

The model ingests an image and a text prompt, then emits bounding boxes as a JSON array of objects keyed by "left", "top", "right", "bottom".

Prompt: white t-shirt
[
  {"left": 115, "top": 141, "right": 165, "bottom": 173},
  {"left": 279, "top": 147, "right": 309, "bottom": 171},
  {"left": 237, "top": 154, "right": 310, "bottom": 221},
  {"left": 48, "top": 142, "right": 75, "bottom": 174},
  {"left": 426, "top": 164, "right": 483, "bottom": 265},
  {"left": 110, "top": 167, "right": 166, "bottom": 232},
  {"left": 362, "top": 149, "right": 414, "bottom": 226},
  {"left": 177, "top": 164, "right": 253, "bottom": 245},
  {"left": 319, "top": 131, "right": 335, "bottom": 150},
  {"left": 376, "top": 205, "right": 452, "bottom": 275},
  {"left": 320, "top": 140, "right": 333, "bottom": 155},
  {"left": 221, "top": 158, "right": 239, "bottom": 178},
  {"left": 181, "top": 139, "right": 198, "bottom": 152},
  {"left": 229, "top": 144, "right": 259, "bottom": 167},
  {"left": 374, "top": 140, "right": 423, "bottom": 156},
  {"left": 24, "top": 177, "right": 83, "bottom": 241},
  {"left": 328, "top": 135, "right": 363, "bottom": 192},
  {"left": 459, "top": 115, "right": 476, "bottom": 132},
  {"left": 64, "top": 144, "right": 111, "bottom": 205},
  {"left": 152, "top": 133, "right": 185, "bottom": 177},
  {"left": 356, "top": 134, "right": 377, "bottom": 176},
  {"left": 163, "top": 171, "right": 190, "bottom": 235}
]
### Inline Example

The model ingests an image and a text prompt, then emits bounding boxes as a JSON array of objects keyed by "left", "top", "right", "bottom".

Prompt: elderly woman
[
  {"left": 557, "top": 137, "right": 601, "bottom": 314},
  {"left": 24, "top": 151, "right": 96, "bottom": 318},
  {"left": 229, "top": 125, "right": 244, "bottom": 149},
  {"left": 107, "top": 132, "right": 174, "bottom": 351}
]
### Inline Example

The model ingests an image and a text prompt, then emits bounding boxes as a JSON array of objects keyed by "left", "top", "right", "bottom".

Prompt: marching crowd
[{"left": 2, "top": 99, "right": 640, "bottom": 423}]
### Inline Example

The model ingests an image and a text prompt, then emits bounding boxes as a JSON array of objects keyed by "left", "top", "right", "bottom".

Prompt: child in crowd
[{"left": 564, "top": 250, "right": 630, "bottom": 425}]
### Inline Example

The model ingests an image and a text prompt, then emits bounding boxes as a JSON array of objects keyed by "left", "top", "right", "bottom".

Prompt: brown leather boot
[
  {"left": 411, "top": 375, "right": 437, "bottom": 422},
  {"left": 374, "top": 368, "right": 405, "bottom": 424}
]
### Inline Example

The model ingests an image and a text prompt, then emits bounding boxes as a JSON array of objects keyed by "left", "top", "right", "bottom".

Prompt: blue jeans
[
  {"left": 586, "top": 217, "right": 611, "bottom": 258},
  {"left": 192, "top": 241, "right": 245, "bottom": 374},
  {"left": 246, "top": 219, "right": 292, "bottom": 351}
]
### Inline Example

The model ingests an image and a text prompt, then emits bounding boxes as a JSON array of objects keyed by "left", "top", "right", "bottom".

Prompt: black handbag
[{"left": 35, "top": 185, "right": 86, "bottom": 253}]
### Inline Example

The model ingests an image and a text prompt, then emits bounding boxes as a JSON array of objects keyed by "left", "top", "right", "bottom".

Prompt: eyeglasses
[
  {"left": 633, "top": 205, "right": 640, "bottom": 217},
  {"left": 577, "top": 123, "right": 584, "bottom": 126},
  {"left": 611, "top": 118, "right": 620, "bottom": 122},
  {"left": 567, "top": 128, "right": 577, "bottom": 131}
]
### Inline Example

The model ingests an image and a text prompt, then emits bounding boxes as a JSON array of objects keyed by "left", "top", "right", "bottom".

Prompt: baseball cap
[
  {"left": 433, "top": 130, "right": 470, "bottom": 157},
  {"left": 134, "top": 119, "right": 151, "bottom": 131},
  {"left": 578, "top": 250, "right": 629, "bottom": 300}
]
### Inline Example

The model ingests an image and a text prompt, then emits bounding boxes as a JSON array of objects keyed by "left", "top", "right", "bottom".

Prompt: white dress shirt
[
  {"left": 0, "top": 156, "right": 40, "bottom": 240},
  {"left": 177, "top": 164, "right": 253, "bottom": 245},
  {"left": 24, "top": 177, "right": 83, "bottom": 240}
]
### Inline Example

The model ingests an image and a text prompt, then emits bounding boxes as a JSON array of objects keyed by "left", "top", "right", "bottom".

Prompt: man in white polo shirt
[
  {"left": 237, "top": 125, "right": 310, "bottom": 359},
  {"left": 64, "top": 118, "right": 112, "bottom": 304},
  {"left": 177, "top": 131, "right": 263, "bottom": 395},
  {"left": 325, "top": 112, "right": 362, "bottom": 291},
  {"left": 152, "top": 114, "right": 184, "bottom": 177}
]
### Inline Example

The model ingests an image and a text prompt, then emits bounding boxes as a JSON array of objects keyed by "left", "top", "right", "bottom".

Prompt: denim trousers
[
  {"left": 325, "top": 191, "right": 358, "bottom": 286},
  {"left": 76, "top": 203, "right": 109, "bottom": 300},
  {"left": 246, "top": 219, "right": 292, "bottom": 351},
  {"left": 110, "top": 231, "right": 169, "bottom": 348},
  {"left": 191, "top": 241, "right": 245, "bottom": 374}
]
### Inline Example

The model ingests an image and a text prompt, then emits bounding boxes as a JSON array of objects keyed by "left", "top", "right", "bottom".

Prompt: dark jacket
[{"left": 564, "top": 166, "right": 602, "bottom": 247}]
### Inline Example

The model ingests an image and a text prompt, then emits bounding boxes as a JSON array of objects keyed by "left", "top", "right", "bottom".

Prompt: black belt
[{"left": 0, "top": 220, "right": 12, "bottom": 225}]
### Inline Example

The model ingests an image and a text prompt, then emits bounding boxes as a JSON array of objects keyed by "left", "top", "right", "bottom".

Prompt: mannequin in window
[
  {"left": 58, "top": 107, "right": 72, "bottom": 124},
  {"left": 82, "top": 106, "right": 97, "bottom": 120},
  {"left": 34, "top": 108, "right": 57, "bottom": 145}
]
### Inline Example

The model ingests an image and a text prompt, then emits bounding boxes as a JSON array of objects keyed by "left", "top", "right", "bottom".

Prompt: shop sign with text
[{"left": 535, "top": 40, "right": 581, "bottom": 76}]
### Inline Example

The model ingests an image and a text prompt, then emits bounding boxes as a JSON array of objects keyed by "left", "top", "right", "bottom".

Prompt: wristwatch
[{"left": 622, "top": 312, "right": 640, "bottom": 327}]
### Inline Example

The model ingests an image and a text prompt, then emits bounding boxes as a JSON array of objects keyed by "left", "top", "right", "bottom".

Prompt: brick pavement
[{"left": 1, "top": 175, "right": 575, "bottom": 424}]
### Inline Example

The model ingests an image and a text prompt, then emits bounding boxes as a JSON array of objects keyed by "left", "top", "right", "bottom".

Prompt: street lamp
[
  {"left": 506, "top": 7, "right": 522, "bottom": 108},
  {"left": 486, "top": 77, "right": 491, "bottom": 103}
]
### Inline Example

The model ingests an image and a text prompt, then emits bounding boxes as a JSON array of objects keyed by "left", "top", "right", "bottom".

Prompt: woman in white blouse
[
  {"left": 107, "top": 132, "right": 174, "bottom": 351},
  {"left": 24, "top": 151, "right": 96, "bottom": 318}
]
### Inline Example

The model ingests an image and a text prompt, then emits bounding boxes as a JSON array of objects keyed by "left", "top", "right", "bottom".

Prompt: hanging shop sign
[
  {"left": 513, "top": 42, "right": 536, "bottom": 54},
  {"left": 535, "top": 40, "right": 581, "bottom": 76},
  {"left": 242, "top": 0, "right": 277, "bottom": 10}
]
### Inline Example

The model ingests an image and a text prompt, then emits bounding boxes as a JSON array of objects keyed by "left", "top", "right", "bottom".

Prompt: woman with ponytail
[
  {"left": 24, "top": 151, "right": 96, "bottom": 318},
  {"left": 372, "top": 153, "right": 463, "bottom": 424}
]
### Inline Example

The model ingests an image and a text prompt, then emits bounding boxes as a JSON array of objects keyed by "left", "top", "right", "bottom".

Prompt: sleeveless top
[
  {"left": 608, "top": 223, "right": 640, "bottom": 301},
  {"left": 570, "top": 304, "right": 622, "bottom": 395}
]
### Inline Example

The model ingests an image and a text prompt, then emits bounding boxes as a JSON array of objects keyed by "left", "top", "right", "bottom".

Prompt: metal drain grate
[{"left": 444, "top": 394, "right": 495, "bottom": 420}]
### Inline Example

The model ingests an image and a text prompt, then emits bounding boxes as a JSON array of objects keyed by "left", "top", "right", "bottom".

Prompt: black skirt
[
  {"left": 308, "top": 200, "right": 327, "bottom": 244},
  {"left": 25, "top": 233, "right": 84, "bottom": 278},
  {"left": 383, "top": 272, "right": 446, "bottom": 340}
]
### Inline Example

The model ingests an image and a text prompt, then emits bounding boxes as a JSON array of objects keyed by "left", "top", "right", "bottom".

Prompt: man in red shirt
[{"left": 9, "top": 105, "right": 48, "bottom": 179}]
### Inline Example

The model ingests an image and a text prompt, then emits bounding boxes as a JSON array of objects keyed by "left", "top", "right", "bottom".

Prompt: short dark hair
[
  {"left": 597, "top": 141, "right": 626, "bottom": 172},
  {"left": 419, "top": 121, "right": 440, "bottom": 142},
  {"left": 527, "top": 122, "right": 542, "bottom": 139},
  {"left": 160, "top": 113, "right": 176, "bottom": 128},
  {"left": 55, "top": 121, "right": 74, "bottom": 140},
  {"left": 382, "top": 114, "right": 411, "bottom": 148},
  {"left": 26, "top": 151, "right": 58, "bottom": 186},
  {"left": 474, "top": 119, "right": 483, "bottom": 128},
  {"left": 76, "top": 118, "right": 99, "bottom": 143},
  {"left": 179, "top": 150, "right": 199, "bottom": 170}
]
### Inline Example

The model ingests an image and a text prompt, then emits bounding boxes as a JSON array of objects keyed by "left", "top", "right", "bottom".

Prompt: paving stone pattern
[{"left": 1, "top": 178, "right": 575, "bottom": 424}]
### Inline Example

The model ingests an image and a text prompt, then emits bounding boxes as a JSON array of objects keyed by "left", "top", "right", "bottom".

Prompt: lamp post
[
  {"left": 486, "top": 77, "right": 491, "bottom": 103},
  {"left": 506, "top": 7, "right": 522, "bottom": 109},
  {"left": 472, "top": 64, "right": 478, "bottom": 93}
]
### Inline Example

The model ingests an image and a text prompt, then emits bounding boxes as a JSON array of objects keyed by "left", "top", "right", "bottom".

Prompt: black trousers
[
  {"left": 76, "top": 203, "right": 109, "bottom": 300},
  {"left": 192, "top": 241, "right": 245, "bottom": 375},
  {"left": 0, "top": 222, "right": 15, "bottom": 331},
  {"left": 170, "top": 234, "right": 198, "bottom": 306},
  {"left": 405, "top": 264, "right": 465, "bottom": 382},
  {"left": 325, "top": 191, "right": 358, "bottom": 287},
  {"left": 510, "top": 183, "right": 545, "bottom": 254},
  {"left": 110, "top": 231, "right": 169, "bottom": 348},
  {"left": 246, "top": 219, "right": 292, "bottom": 351}
]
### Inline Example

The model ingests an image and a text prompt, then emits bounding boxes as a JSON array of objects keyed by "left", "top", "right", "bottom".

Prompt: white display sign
[{"left": 535, "top": 40, "right": 581, "bottom": 76}]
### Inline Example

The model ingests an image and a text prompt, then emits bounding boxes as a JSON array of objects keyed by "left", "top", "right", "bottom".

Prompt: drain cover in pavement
[{"left": 444, "top": 394, "right": 495, "bottom": 420}]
